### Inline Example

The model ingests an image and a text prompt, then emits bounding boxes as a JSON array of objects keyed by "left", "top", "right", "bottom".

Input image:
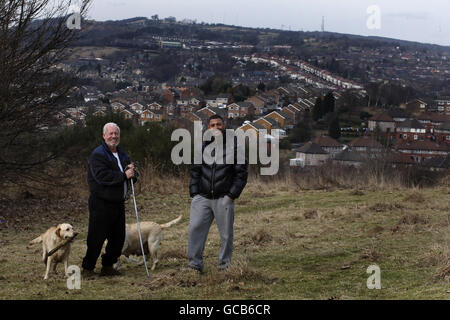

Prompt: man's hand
[{"left": 125, "top": 163, "right": 135, "bottom": 179}]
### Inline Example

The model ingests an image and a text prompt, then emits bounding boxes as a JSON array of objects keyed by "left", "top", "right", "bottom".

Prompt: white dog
[
  {"left": 29, "top": 223, "right": 77, "bottom": 280},
  {"left": 116, "top": 215, "right": 182, "bottom": 271}
]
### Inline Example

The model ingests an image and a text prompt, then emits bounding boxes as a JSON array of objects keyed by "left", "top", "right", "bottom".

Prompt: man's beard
[{"left": 106, "top": 140, "right": 119, "bottom": 148}]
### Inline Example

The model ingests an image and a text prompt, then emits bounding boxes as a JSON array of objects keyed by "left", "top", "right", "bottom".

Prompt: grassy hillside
[{"left": 0, "top": 176, "right": 449, "bottom": 300}]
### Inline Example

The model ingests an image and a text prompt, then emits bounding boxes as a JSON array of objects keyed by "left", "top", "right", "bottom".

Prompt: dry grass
[
  {"left": 1, "top": 170, "right": 450, "bottom": 299},
  {"left": 402, "top": 190, "right": 427, "bottom": 204},
  {"left": 251, "top": 229, "right": 273, "bottom": 245},
  {"left": 303, "top": 209, "right": 319, "bottom": 219},
  {"left": 369, "top": 202, "right": 404, "bottom": 213},
  {"left": 349, "top": 190, "right": 365, "bottom": 196},
  {"left": 419, "top": 244, "right": 450, "bottom": 281},
  {"left": 143, "top": 258, "right": 275, "bottom": 293},
  {"left": 421, "top": 244, "right": 450, "bottom": 267},
  {"left": 397, "top": 213, "right": 430, "bottom": 226},
  {"left": 360, "top": 245, "right": 381, "bottom": 262}
]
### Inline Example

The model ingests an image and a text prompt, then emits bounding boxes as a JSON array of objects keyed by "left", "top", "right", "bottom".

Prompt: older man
[{"left": 82, "top": 122, "right": 135, "bottom": 277}]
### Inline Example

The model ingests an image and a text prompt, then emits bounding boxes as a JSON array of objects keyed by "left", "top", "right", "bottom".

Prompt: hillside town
[{"left": 51, "top": 18, "right": 450, "bottom": 172}]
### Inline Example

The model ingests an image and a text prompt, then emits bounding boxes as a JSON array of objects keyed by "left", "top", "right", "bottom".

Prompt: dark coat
[
  {"left": 189, "top": 135, "right": 248, "bottom": 200},
  {"left": 87, "top": 139, "right": 131, "bottom": 202}
]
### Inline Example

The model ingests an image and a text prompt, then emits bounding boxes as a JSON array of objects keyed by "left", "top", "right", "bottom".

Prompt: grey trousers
[{"left": 187, "top": 194, "right": 235, "bottom": 271}]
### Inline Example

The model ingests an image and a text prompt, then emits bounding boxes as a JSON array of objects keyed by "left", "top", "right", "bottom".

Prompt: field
[
  {"left": 67, "top": 46, "right": 132, "bottom": 59},
  {"left": 1, "top": 176, "right": 450, "bottom": 300}
]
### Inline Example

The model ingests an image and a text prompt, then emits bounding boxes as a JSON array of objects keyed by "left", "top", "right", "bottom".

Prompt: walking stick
[{"left": 130, "top": 174, "right": 150, "bottom": 278}]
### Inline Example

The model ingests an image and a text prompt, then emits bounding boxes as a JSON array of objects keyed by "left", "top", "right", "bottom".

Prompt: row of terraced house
[{"left": 290, "top": 103, "right": 450, "bottom": 170}]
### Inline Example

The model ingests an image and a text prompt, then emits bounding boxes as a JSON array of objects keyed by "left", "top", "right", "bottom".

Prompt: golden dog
[
  {"left": 29, "top": 223, "right": 77, "bottom": 280},
  {"left": 115, "top": 215, "right": 182, "bottom": 271}
]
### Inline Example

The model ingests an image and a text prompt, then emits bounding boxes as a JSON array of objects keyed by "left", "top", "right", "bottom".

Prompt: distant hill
[{"left": 74, "top": 17, "right": 450, "bottom": 53}]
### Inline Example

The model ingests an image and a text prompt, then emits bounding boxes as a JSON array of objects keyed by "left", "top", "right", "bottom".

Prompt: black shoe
[
  {"left": 81, "top": 268, "right": 97, "bottom": 279},
  {"left": 100, "top": 266, "right": 122, "bottom": 277},
  {"left": 218, "top": 264, "right": 231, "bottom": 272},
  {"left": 182, "top": 265, "right": 203, "bottom": 274}
]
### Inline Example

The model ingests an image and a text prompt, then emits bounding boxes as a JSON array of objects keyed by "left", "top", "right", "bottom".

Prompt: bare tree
[{"left": 0, "top": 0, "right": 91, "bottom": 187}]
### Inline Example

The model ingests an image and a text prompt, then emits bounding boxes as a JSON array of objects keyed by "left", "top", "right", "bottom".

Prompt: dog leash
[{"left": 130, "top": 178, "right": 150, "bottom": 278}]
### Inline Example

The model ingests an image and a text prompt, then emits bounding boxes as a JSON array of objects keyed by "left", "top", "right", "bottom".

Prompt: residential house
[
  {"left": 313, "top": 136, "right": 344, "bottom": 156},
  {"left": 81, "top": 86, "right": 102, "bottom": 103},
  {"left": 65, "top": 107, "right": 86, "bottom": 122},
  {"left": 164, "top": 104, "right": 175, "bottom": 118},
  {"left": 386, "top": 151, "right": 416, "bottom": 168},
  {"left": 185, "top": 111, "right": 210, "bottom": 128},
  {"left": 278, "top": 86, "right": 292, "bottom": 98},
  {"left": 348, "top": 136, "right": 383, "bottom": 153},
  {"left": 147, "top": 102, "right": 163, "bottom": 111},
  {"left": 401, "top": 99, "right": 427, "bottom": 114},
  {"left": 197, "top": 106, "right": 227, "bottom": 120},
  {"left": 161, "top": 89, "right": 175, "bottom": 104},
  {"left": 236, "top": 121, "right": 267, "bottom": 139},
  {"left": 184, "top": 111, "right": 202, "bottom": 124},
  {"left": 140, "top": 109, "right": 164, "bottom": 124},
  {"left": 264, "top": 110, "right": 294, "bottom": 129},
  {"left": 281, "top": 106, "right": 299, "bottom": 125},
  {"left": 205, "top": 96, "right": 218, "bottom": 108},
  {"left": 286, "top": 104, "right": 302, "bottom": 113},
  {"left": 264, "top": 89, "right": 281, "bottom": 104},
  {"left": 387, "top": 108, "right": 410, "bottom": 123},
  {"left": 302, "top": 98, "right": 315, "bottom": 109},
  {"left": 435, "top": 122, "right": 450, "bottom": 143},
  {"left": 189, "top": 97, "right": 201, "bottom": 106},
  {"left": 153, "top": 109, "right": 165, "bottom": 122},
  {"left": 181, "top": 87, "right": 203, "bottom": 101},
  {"left": 396, "top": 119, "right": 426, "bottom": 141},
  {"left": 253, "top": 117, "right": 279, "bottom": 134},
  {"left": 216, "top": 93, "right": 233, "bottom": 107},
  {"left": 93, "top": 109, "right": 106, "bottom": 117},
  {"left": 417, "top": 113, "right": 450, "bottom": 134},
  {"left": 62, "top": 117, "right": 77, "bottom": 127},
  {"left": 111, "top": 102, "right": 126, "bottom": 113},
  {"left": 297, "top": 100, "right": 312, "bottom": 112},
  {"left": 227, "top": 102, "right": 255, "bottom": 119},
  {"left": 120, "top": 108, "right": 135, "bottom": 120},
  {"left": 332, "top": 149, "right": 365, "bottom": 167},
  {"left": 368, "top": 113, "right": 395, "bottom": 133},
  {"left": 434, "top": 97, "right": 450, "bottom": 114},
  {"left": 176, "top": 98, "right": 190, "bottom": 106},
  {"left": 277, "top": 87, "right": 297, "bottom": 102},
  {"left": 290, "top": 142, "right": 329, "bottom": 167},
  {"left": 197, "top": 106, "right": 216, "bottom": 118},
  {"left": 179, "top": 105, "right": 198, "bottom": 116},
  {"left": 261, "top": 90, "right": 281, "bottom": 106},
  {"left": 245, "top": 96, "right": 266, "bottom": 115},
  {"left": 394, "top": 140, "right": 450, "bottom": 163},
  {"left": 130, "top": 102, "right": 145, "bottom": 114},
  {"left": 178, "top": 95, "right": 201, "bottom": 107}
]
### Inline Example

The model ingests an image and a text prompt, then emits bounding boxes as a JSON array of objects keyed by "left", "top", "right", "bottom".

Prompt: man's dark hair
[{"left": 208, "top": 114, "right": 224, "bottom": 124}]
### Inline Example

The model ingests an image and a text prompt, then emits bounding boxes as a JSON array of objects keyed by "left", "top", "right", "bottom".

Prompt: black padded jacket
[{"left": 189, "top": 135, "right": 248, "bottom": 200}]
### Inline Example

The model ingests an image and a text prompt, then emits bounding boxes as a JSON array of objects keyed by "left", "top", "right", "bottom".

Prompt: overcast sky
[{"left": 87, "top": 0, "right": 450, "bottom": 46}]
